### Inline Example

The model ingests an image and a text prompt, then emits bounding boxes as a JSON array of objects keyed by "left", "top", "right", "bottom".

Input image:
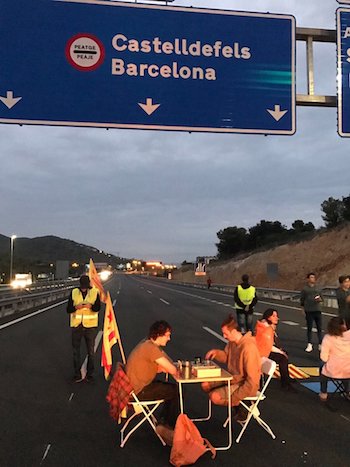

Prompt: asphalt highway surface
[{"left": 0, "top": 274, "right": 349, "bottom": 467}]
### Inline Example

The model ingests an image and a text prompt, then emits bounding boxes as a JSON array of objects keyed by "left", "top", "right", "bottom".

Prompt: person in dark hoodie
[{"left": 234, "top": 274, "right": 258, "bottom": 333}]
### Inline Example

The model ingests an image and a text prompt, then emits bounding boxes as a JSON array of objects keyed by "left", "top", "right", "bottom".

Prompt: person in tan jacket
[{"left": 202, "top": 314, "right": 261, "bottom": 411}]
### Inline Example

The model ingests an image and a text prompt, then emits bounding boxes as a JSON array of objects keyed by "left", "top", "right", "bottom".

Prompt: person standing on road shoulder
[
  {"left": 300, "top": 272, "right": 323, "bottom": 353},
  {"left": 234, "top": 274, "right": 258, "bottom": 334},
  {"left": 67, "top": 274, "right": 101, "bottom": 383},
  {"left": 336, "top": 275, "right": 350, "bottom": 329}
]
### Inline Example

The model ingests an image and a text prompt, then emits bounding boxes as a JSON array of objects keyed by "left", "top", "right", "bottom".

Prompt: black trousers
[
  {"left": 137, "top": 381, "right": 180, "bottom": 428},
  {"left": 72, "top": 325, "right": 97, "bottom": 378},
  {"left": 305, "top": 311, "right": 322, "bottom": 344},
  {"left": 269, "top": 351, "right": 291, "bottom": 387}
]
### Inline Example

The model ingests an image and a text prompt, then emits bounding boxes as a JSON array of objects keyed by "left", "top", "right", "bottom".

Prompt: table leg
[{"left": 178, "top": 381, "right": 184, "bottom": 413}]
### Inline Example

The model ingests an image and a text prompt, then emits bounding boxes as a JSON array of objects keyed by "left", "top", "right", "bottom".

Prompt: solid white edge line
[
  {"left": 0, "top": 300, "right": 68, "bottom": 330},
  {"left": 203, "top": 326, "right": 227, "bottom": 343}
]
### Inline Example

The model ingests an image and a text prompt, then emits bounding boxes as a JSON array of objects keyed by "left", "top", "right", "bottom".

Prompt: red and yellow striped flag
[
  {"left": 89, "top": 258, "right": 107, "bottom": 303},
  {"left": 101, "top": 291, "right": 126, "bottom": 379}
]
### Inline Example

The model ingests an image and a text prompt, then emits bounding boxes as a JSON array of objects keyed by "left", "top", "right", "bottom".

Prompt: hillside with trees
[{"left": 175, "top": 193, "right": 350, "bottom": 290}]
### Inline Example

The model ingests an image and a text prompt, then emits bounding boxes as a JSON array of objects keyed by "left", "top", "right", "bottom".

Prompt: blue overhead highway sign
[
  {"left": 0, "top": 0, "right": 295, "bottom": 134},
  {"left": 337, "top": 8, "right": 350, "bottom": 137}
]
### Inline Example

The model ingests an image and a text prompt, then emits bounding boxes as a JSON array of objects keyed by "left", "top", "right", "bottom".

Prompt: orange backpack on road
[{"left": 170, "top": 414, "right": 216, "bottom": 467}]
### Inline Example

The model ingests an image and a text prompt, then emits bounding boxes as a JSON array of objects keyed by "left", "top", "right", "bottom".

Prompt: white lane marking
[
  {"left": 80, "top": 330, "right": 103, "bottom": 378},
  {"left": 40, "top": 444, "right": 51, "bottom": 464},
  {"left": 147, "top": 290, "right": 152, "bottom": 294},
  {"left": 112, "top": 299, "right": 116, "bottom": 306},
  {"left": 253, "top": 312, "right": 263, "bottom": 316},
  {"left": 340, "top": 414, "right": 350, "bottom": 423},
  {"left": 68, "top": 393, "right": 74, "bottom": 402},
  {"left": 323, "top": 312, "right": 337, "bottom": 317},
  {"left": 160, "top": 298, "right": 170, "bottom": 305},
  {"left": 0, "top": 300, "right": 67, "bottom": 330},
  {"left": 203, "top": 326, "right": 227, "bottom": 343},
  {"left": 301, "top": 327, "right": 324, "bottom": 333},
  {"left": 281, "top": 321, "right": 299, "bottom": 326}
]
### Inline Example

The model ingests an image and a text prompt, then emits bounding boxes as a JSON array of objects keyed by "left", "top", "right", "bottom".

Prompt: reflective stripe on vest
[
  {"left": 70, "top": 287, "right": 99, "bottom": 328},
  {"left": 235, "top": 285, "right": 256, "bottom": 309}
]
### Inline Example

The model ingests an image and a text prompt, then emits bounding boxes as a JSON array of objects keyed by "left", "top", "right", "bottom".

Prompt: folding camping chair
[
  {"left": 224, "top": 357, "right": 276, "bottom": 443},
  {"left": 329, "top": 378, "right": 350, "bottom": 401},
  {"left": 106, "top": 364, "right": 167, "bottom": 447},
  {"left": 120, "top": 390, "right": 167, "bottom": 447}
]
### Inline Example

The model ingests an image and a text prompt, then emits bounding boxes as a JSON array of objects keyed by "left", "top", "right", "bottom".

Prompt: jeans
[
  {"left": 137, "top": 381, "right": 180, "bottom": 428},
  {"left": 236, "top": 311, "right": 253, "bottom": 333},
  {"left": 320, "top": 368, "right": 350, "bottom": 393},
  {"left": 305, "top": 311, "right": 322, "bottom": 344},
  {"left": 72, "top": 325, "right": 97, "bottom": 378}
]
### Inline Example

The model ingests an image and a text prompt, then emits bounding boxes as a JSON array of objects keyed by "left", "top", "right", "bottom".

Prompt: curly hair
[{"left": 148, "top": 320, "right": 172, "bottom": 340}]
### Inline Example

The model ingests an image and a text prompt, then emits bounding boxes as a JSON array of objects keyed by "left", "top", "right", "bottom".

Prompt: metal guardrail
[
  {"left": 147, "top": 276, "right": 340, "bottom": 310},
  {"left": 0, "top": 282, "right": 77, "bottom": 318}
]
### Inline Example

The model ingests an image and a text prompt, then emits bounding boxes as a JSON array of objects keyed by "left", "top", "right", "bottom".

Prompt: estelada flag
[
  {"left": 101, "top": 291, "right": 126, "bottom": 379},
  {"left": 89, "top": 258, "right": 107, "bottom": 303}
]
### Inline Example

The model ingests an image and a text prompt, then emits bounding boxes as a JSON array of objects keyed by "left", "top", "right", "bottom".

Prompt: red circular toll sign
[{"left": 65, "top": 33, "right": 105, "bottom": 72}]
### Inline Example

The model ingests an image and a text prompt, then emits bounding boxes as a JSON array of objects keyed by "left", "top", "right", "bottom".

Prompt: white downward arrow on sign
[
  {"left": 267, "top": 105, "right": 288, "bottom": 122},
  {"left": 138, "top": 98, "right": 160, "bottom": 116},
  {"left": 0, "top": 91, "right": 22, "bottom": 109}
]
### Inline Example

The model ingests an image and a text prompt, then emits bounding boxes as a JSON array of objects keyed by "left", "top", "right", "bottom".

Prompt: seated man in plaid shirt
[{"left": 126, "top": 321, "right": 179, "bottom": 441}]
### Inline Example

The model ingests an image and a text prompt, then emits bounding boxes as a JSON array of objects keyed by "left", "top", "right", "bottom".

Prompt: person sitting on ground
[
  {"left": 126, "top": 320, "right": 179, "bottom": 443},
  {"left": 255, "top": 308, "right": 297, "bottom": 392},
  {"left": 201, "top": 314, "right": 261, "bottom": 420},
  {"left": 319, "top": 317, "right": 350, "bottom": 404}
]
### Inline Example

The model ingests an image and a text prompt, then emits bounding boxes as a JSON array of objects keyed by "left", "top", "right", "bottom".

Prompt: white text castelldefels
[{"left": 111, "top": 34, "right": 252, "bottom": 81}]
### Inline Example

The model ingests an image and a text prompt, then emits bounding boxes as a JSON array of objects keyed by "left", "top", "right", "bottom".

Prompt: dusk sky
[{"left": 0, "top": 0, "right": 347, "bottom": 263}]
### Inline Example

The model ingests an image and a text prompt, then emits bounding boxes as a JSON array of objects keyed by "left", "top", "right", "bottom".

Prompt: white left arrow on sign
[
  {"left": 267, "top": 104, "right": 288, "bottom": 122},
  {"left": 138, "top": 98, "right": 160, "bottom": 116},
  {"left": 0, "top": 91, "right": 22, "bottom": 109}
]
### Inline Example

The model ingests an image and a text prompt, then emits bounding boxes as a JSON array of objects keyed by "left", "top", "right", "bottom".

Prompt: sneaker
[
  {"left": 305, "top": 343, "right": 313, "bottom": 352},
  {"left": 85, "top": 375, "right": 94, "bottom": 383},
  {"left": 156, "top": 424, "right": 174, "bottom": 446}
]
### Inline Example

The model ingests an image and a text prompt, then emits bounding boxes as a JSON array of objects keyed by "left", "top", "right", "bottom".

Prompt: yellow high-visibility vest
[
  {"left": 234, "top": 285, "right": 256, "bottom": 309},
  {"left": 70, "top": 287, "right": 99, "bottom": 328}
]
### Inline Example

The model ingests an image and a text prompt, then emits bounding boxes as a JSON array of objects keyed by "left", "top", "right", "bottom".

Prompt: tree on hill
[
  {"left": 216, "top": 226, "right": 248, "bottom": 259},
  {"left": 292, "top": 219, "right": 315, "bottom": 232},
  {"left": 321, "top": 197, "right": 344, "bottom": 228}
]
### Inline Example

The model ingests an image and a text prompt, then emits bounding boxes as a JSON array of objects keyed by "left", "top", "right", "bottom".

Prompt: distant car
[{"left": 11, "top": 273, "right": 32, "bottom": 289}]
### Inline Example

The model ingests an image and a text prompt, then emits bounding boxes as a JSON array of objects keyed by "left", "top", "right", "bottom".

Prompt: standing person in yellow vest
[
  {"left": 234, "top": 274, "right": 258, "bottom": 334},
  {"left": 67, "top": 274, "right": 101, "bottom": 383}
]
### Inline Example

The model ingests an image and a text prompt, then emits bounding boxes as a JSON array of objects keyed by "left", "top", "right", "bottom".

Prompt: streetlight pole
[{"left": 10, "top": 234, "right": 17, "bottom": 283}]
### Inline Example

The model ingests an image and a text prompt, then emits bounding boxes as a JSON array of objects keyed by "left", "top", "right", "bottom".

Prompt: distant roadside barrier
[
  {"left": 143, "top": 276, "right": 340, "bottom": 311},
  {"left": 0, "top": 279, "right": 79, "bottom": 318}
]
